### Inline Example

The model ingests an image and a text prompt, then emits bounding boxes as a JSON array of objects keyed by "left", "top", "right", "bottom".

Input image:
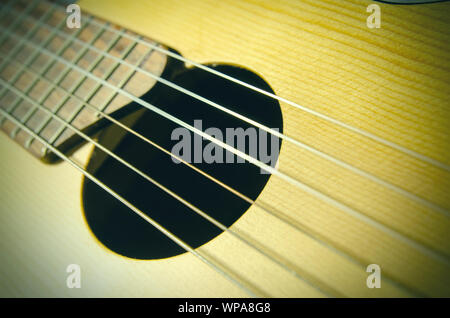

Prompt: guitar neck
[{"left": 0, "top": 0, "right": 166, "bottom": 161}]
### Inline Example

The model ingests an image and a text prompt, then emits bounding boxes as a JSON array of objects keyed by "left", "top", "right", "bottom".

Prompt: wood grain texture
[{"left": 0, "top": 0, "right": 449, "bottom": 297}]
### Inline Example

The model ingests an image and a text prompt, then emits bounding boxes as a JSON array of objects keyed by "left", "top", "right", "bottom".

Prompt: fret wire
[
  {"left": 5, "top": 3, "right": 447, "bottom": 218},
  {"left": 0, "top": 105, "right": 261, "bottom": 298},
  {"left": 8, "top": 17, "right": 88, "bottom": 141},
  {"left": 0, "top": 5, "right": 59, "bottom": 128},
  {"left": 4, "top": 77, "right": 336, "bottom": 297},
  {"left": 0, "top": 54, "right": 420, "bottom": 296},
  {"left": 80, "top": 4, "right": 450, "bottom": 172},
  {"left": 0, "top": 0, "right": 18, "bottom": 124},
  {"left": 94, "top": 37, "right": 152, "bottom": 116},
  {"left": 8, "top": 3, "right": 298, "bottom": 159},
  {"left": 44, "top": 28, "right": 127, "bottom": 146},
  {"left": 0, "top": 4, "right": 56, "bottom": 101},
  {"left": 19, "top": 17, "right": 106, "bottom": 147},
  {"left": 0, "top": 0, "right": 15, "bottom": 121},
  {"left": 0, "top": 2, "right": 55, "bottom": 87},
  {"left": 0, "top": 0, "right": 39, "bottom": 46},
  {"left": 9, "top": 32, "right": 449, "bottom": 267},
  {"left": 85, "top": 35, "right": 143, "bottom": 115}
]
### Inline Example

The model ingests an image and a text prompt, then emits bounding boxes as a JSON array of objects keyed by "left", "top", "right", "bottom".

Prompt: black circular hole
[{"left": 82, "top": 64, "right": 283, "bottom": 259}]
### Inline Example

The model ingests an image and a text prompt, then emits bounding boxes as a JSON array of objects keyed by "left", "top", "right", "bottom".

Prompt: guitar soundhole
[{"left": 82, "top": 64, "right": 283, "bottom": 259}]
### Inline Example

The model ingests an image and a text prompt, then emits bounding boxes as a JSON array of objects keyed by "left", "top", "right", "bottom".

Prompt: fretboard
[{"left": 0, "top": 0, "right": 167, "bottom": 161}]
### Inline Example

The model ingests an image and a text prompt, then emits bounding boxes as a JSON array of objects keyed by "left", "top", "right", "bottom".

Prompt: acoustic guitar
[{"left": 0, "top": 0, "right": 449, "bottom": 297}]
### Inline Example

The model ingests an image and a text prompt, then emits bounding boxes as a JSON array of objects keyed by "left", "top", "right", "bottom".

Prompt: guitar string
[
  {"left": 24, "top": 27, "right": 130, "bottom": 146},
  {"left": 3, "top": 0, "right": 450, "bottom": 288},
  {"left": 0, "top": 1, "right": 442, "bottom": 296},
  {"left": 0, "top": 1, "right": 57, "bottom": 118},
  {"left": 0, "top": 4, "right": 138, "bottom": 149},
  {"left": 0, "top": 4, "right": 418, "bottom": 296},
  {"left": 1, "top": 1, "right": 448, "bottom": 260},
  {"left": 0, "top": 53, "right": 420, "bottom": 297},
  {"left": 0, "top": 1, "right": 146, "bottom": 148},
  {"left": 0, "top": 1, "right": 269, "bottom": 298},
  {"left": 1, "top": 21, "right": 449, "bottom": 266},
  {"left": 19, "top": 22, "right": 116, "bottom": 142},
  {"left": 0, "top": 2, "right": 335, "bottom": 296},
  {"left": 44, "top": 0, "right": 450, "bottom": 173},
  {"left": 93, "top": 11, "right": 450, "bottom": 173},
  {"left": 0, "top": 106, "right": 267, "bottom": 299},
  {"left": 40, "top": 0, "right": 450, "bottom": 172},
  {"left": 0, "top": 2, "right": 274, "bottom": 298},
  {"left": 0, "top": 78, "right": 339, "bottom": 298},
  {"left": 0, "top": 0, "right": 39, "bottom": 44},
  {"left": 4, "top": 17, "right": 95, "bottom": 139},
  {"left": 7, "top": 2, "right": 448, "bottom": 219}
]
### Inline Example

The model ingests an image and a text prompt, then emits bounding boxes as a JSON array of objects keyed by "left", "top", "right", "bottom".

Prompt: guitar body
[{"left": 0, "top": 0, "right": 449, "bottom": 297}]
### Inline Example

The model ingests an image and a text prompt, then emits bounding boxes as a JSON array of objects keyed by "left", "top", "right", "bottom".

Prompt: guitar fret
[
  {"left": 0, "top": 91, "right": 17, "bottom": 133},
  {"left": 8, "top": 13, "right": 70, "bottom": 139},
  {"left": 2, "top": 38, "right": 151, "bottom": 147},
  {"left": 69, "top": 50, "right": 141, "bottom": 131},
  {"left": 45, "top": 28, "right": 126, "bottom": 146},
  {"left": 25, "top": 108, "right": 49, "bottom": 133},
  {"left": 12, "top": 99, "right": 34, "bottom": 123},
  {"left": 0, "top": 2, "right": 69, "bottom": 112},
  {"left": 0, "top": 16, "right": 51, "bottom": 125},
  {"left": 0, "top": 22, "right": 113, "bottom": 147},
  {"left": 0, "top": 2, "right": 55, "bottom": 79},
  {"left": 26, "top": 21, "right": 88, "bottom": 106},
  {"left": 0, "top": 2, "right": 72, "bottom": 154},
  {"left": 0, "top": 3, "right": 58, "bottom": 132},
  {"left": 0, "top": 0, "right": 167, "bottom": 159},
  {"left": 22, "top": 18, "right": 103, "bottom": 147},
  {"left": 45, "top": 27, "right": 116, "bottom": 119},
  {"left": 72, "top": 34, "right": 140, "bottom": 119},
  {"left": 71, "top": 31, "right": 125, "bottom": 102},
  {"left": 96, "top": 41, "right": 153, "bottom": 115},
  {"left": 0, "top": 0, "right": 38, "bottom": 44}
]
